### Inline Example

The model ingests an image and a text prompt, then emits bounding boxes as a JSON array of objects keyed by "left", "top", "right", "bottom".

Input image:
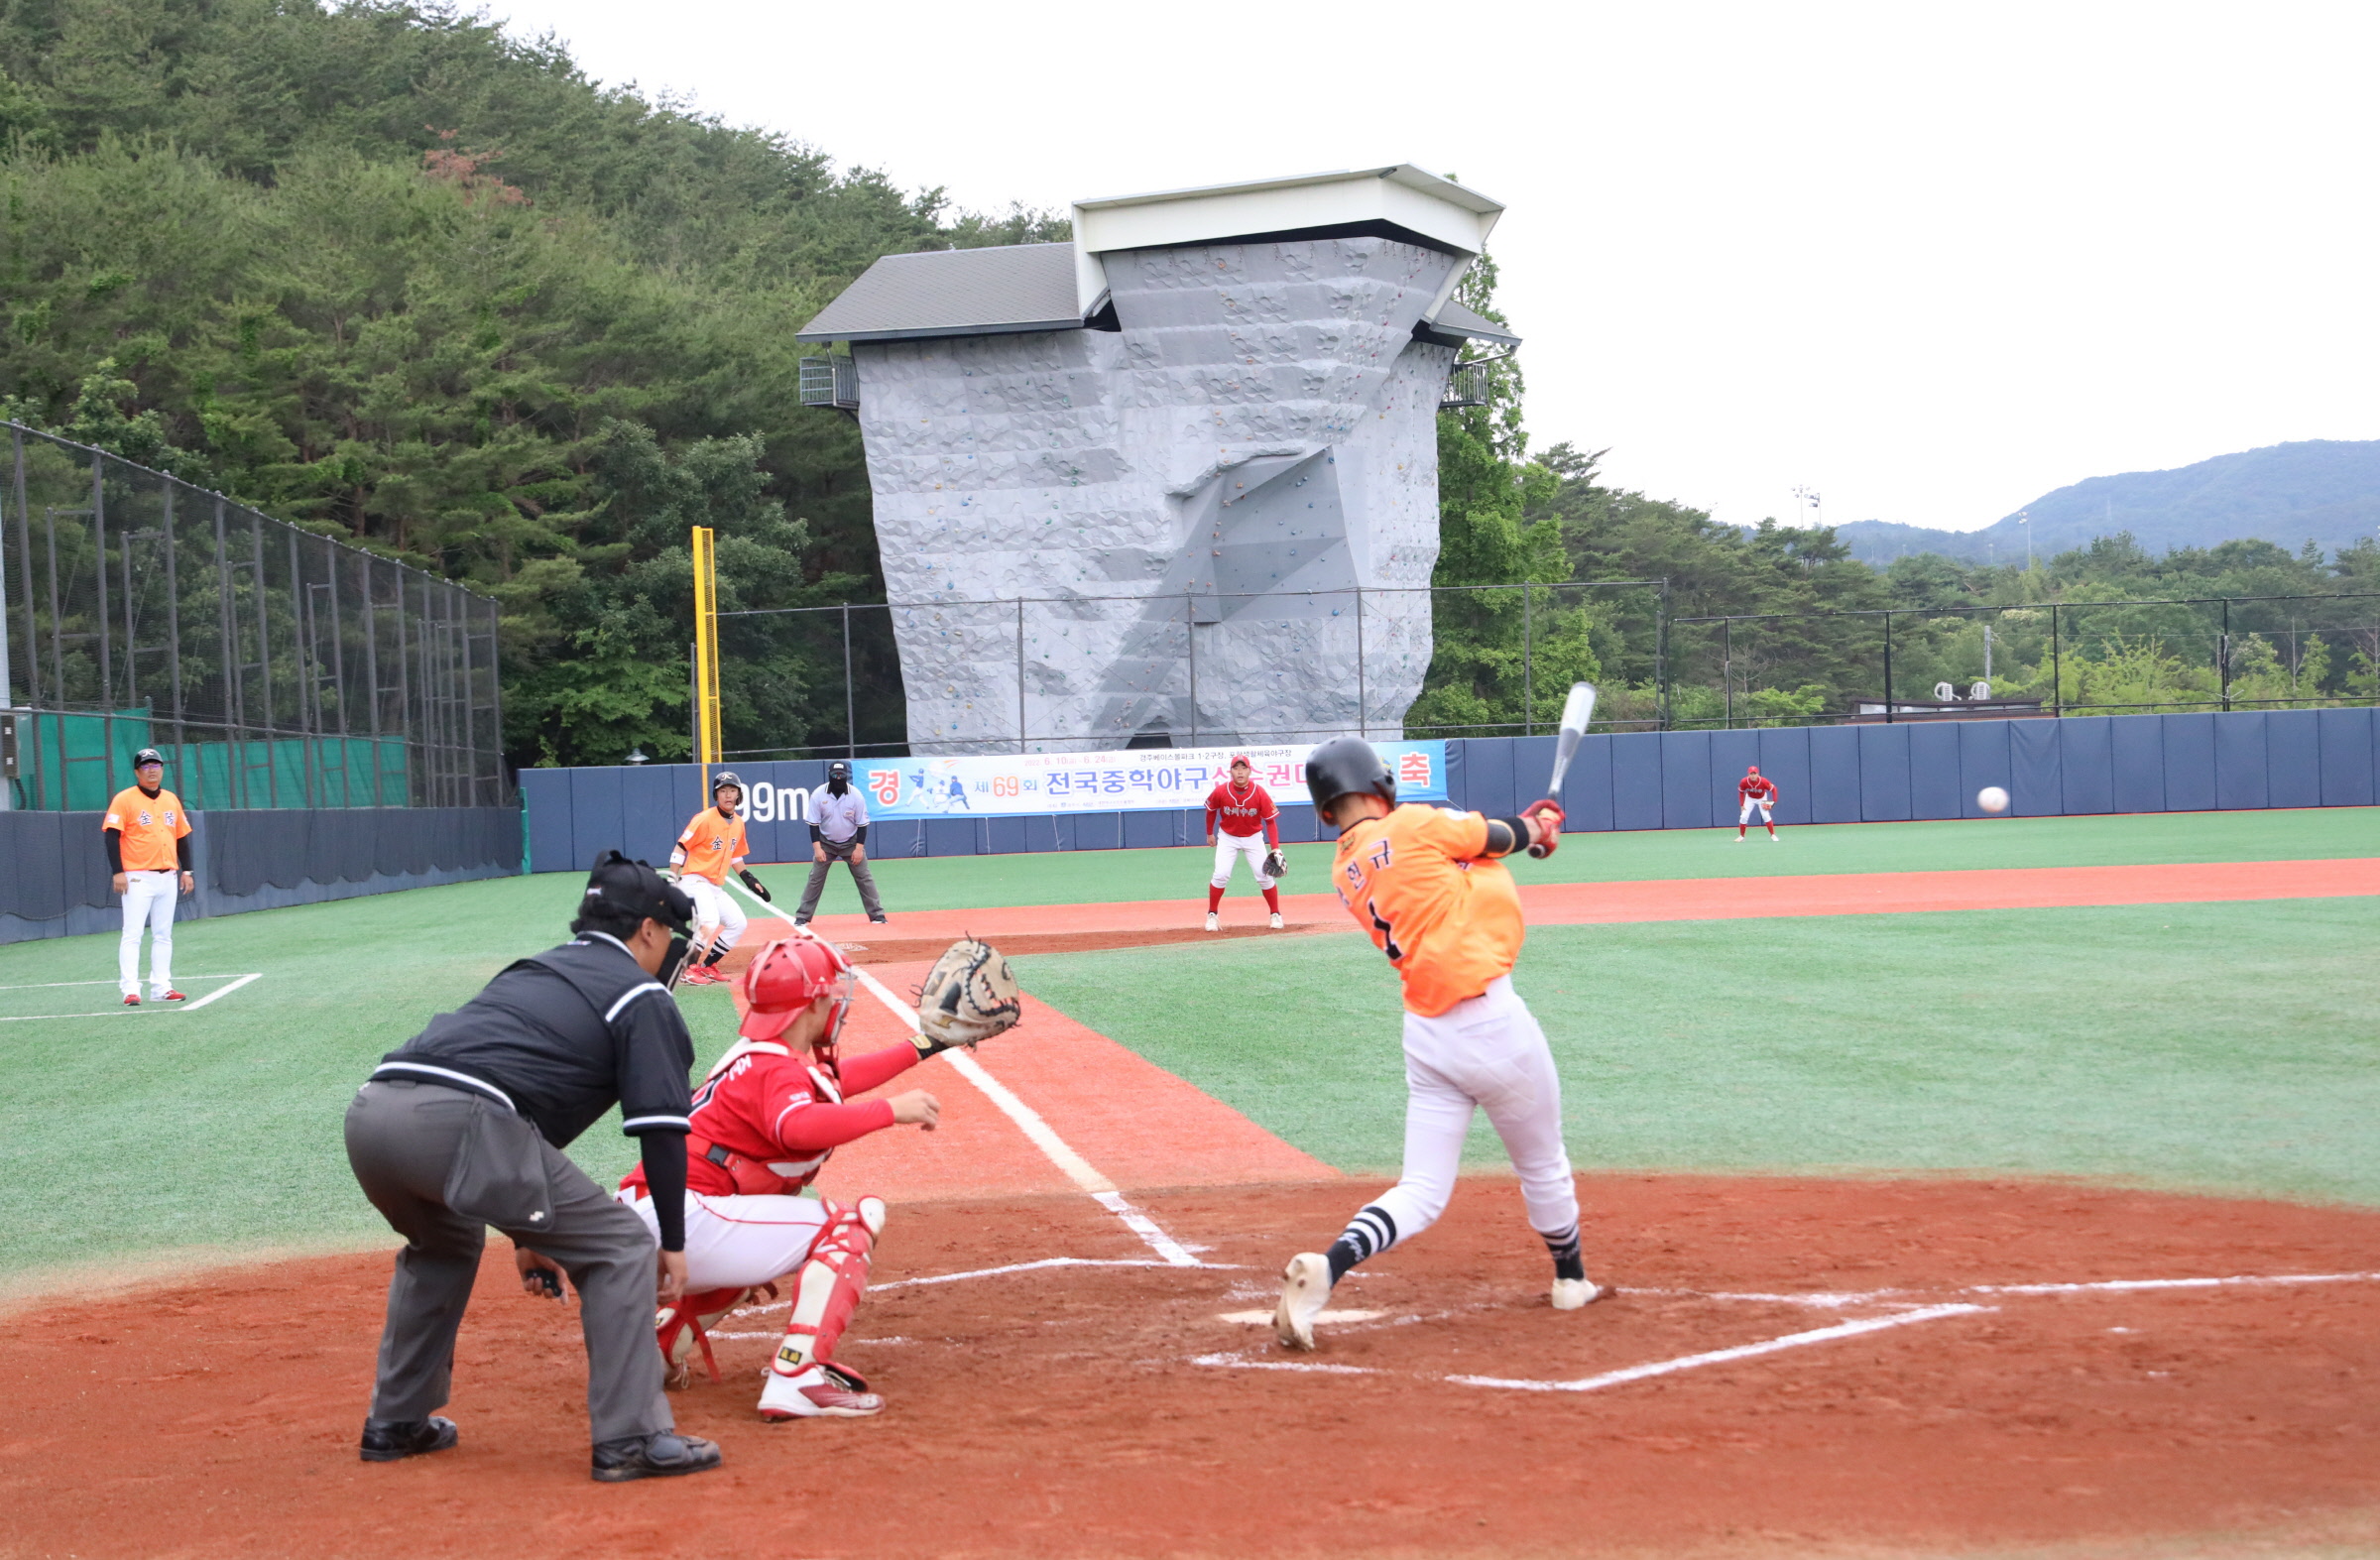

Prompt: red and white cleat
[
  {"left": 759, "top": 1363, "right": 883, "bottom": 1420},
  {"left": 122, "top": 993, "right": 141, "bottom": 1007},
  {"left": 160, "top": 990, "right": 187, "bottom": 1002}
]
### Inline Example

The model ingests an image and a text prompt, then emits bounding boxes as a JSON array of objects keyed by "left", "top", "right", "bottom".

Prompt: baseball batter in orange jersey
[{"left": 1272, "top": 738, "right": 1602, "bottom": 1351}]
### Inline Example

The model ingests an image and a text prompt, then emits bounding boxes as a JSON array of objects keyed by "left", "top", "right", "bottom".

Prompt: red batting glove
[{"left": 1521, "top": 798, "right": 1566, "bottom": 859}]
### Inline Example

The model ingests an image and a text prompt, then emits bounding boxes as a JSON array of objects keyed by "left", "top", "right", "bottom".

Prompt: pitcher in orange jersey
[{"left": 1271, "top": 737, "right": 1602, "bottom": 1351}]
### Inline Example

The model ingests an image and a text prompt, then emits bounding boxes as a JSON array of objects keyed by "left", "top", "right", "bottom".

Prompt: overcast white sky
[{"left": 487, "top": 0, "right": 2379, "bottom": 533}]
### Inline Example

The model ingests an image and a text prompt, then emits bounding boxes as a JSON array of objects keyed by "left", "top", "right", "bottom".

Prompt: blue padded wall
[
  {"left": 1857, "top": 725, "right": 1912, "bottom": 821},
  {"left": 1755, "top": 727, "right": 1812, "bottom": 824},
  {"left": 522, "top": 770, "right": 572, "bottom": 872},
  {"left": 1611, "top": 733, "right": 1665, "bottom": 831},
  {"left": 1807, "top": 726, "right": 1861, "bottom": 823},
  {"left": 2264, "top": 710, "right": 2322, "bottom": 810},
  {"left": 2161, "top": 715, "right": 2217, "bottom": 812},
  {"left": 2059, "top": 716, "right": 2115, "bottom": 815},
  {"left": 1709, "top": 730, "right": 1762, "bottom": 824},
  {"left": 1906, "top": 722, "right": 1963, "bottom": 820},
  {"left": 1462, "top": 738, "right": 1519, "bottom": 821},
  {"left": 2213, "top": 711, "right": 2269, "bottom": 810},
  {"left": 1507, "top": 735, "right": 1556, "bottom": 814},
  {"left": 923, "top": 818, "right": 978, "bottom": 857},
  {"left": 1660, "top": 731, "right": 1714, "bottom": 828},
  {"left": 1561, "top": 733, "right": 1615, "bottom": 831},
  {"left": 566, "top": 766, "right": 626, "bottom": 872},
  {"left": 2318, "top": 707, "right": 2376, "bottom": 806},
  {"left": 1957, "top": 719, "right": 2013, "bottom": 819},
  {"left": 2008, "top": 721, "right": 2062, "bottom": 816},
  {"left": 2109, "top": 716, "right": 2167, "bottom": 813}
]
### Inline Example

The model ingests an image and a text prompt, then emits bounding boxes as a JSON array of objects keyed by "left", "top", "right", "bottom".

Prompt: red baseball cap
[{"left": 1229, "top": 754, "right": 1252, "bottom": 769}]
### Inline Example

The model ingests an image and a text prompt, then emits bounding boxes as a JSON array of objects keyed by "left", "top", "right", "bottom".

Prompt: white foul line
[
  {"left": 177, "top": 972, "right": 264, "bottom": 1012},
  {"left": 1448, "top": 1303, "right": 1991, "bottom": 1393},
  {"left": 1969, "top": 1270, "right": 2380, "bottom": 1296},
  {"left": 847, "top": 960, "right": 1201, "bottom": 1267},
  {"left": 0, "top": 971, "right": 262, "bottom": 1021}
]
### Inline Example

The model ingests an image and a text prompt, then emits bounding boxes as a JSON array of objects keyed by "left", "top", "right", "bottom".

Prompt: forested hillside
[
  {"left": 0, "top": 0, "right": 1056, "bottom": 767},
  {"left": 4, "top": 2, "right": 2371, "bottom": 763}
]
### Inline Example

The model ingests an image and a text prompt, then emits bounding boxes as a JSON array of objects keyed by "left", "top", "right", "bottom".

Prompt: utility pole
[{"left": 2018, "top": 510, "right": 2033, "bottom": 570}]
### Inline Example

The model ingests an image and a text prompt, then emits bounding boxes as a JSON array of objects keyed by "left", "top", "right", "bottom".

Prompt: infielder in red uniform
[
  {"left": 1736, "top": 764, "right": 1779, "bottom": 841},
  {"left": 616, "top": 937, "right": 944, "bottom": 1420},
  {"left": 1204, "top": 755, "right": 1284, "bottom": 931}
]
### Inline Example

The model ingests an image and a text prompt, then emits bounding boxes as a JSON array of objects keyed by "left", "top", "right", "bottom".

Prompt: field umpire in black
[{"left": 344, "top": 851, "right": 723, "bottom": 1483}]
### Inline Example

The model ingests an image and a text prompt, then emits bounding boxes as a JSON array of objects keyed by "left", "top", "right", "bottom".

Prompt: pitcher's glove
[
  {"left": 738, "top": 869, "right": 773, "bottom": 902},
  {"left": 1261, "top": 850, "right": 1287, "bottom": 881},
  {"left": 911, "top": 938, "right": 1022, "bottom": 1057}
]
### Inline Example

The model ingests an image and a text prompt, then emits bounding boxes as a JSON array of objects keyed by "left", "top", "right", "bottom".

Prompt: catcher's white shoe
[
  {"left": 759, "top": 1364, "right": 883, "bottom": 1420},
  {"left": 1267, "top": 911, "right": 1284, "bottom": 929},
  {"left": 1204, "top": 911, "right": 1220, "bottom": 932},
  {"left": 1273, "top": 1252, "right": 1333, "bottom": 1351},
  {"left": 1551, "top": 1276, "right": 1607, "bottom": 1311}
]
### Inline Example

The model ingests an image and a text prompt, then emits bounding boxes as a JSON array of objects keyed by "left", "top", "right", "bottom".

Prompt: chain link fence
[{"left": 1, "top": 423, "right": 506, "bottom": 810}]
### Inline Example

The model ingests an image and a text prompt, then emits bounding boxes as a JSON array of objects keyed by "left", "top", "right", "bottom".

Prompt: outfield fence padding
[
  {"left": 515, "top": 709, "right": 2378, "bottom": 876},
  {"left": 1, "top": 805, "right": 522, "bottom": 943}
]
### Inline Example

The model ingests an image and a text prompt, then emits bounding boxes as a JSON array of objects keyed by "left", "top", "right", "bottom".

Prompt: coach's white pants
[
  {"left": 118, "top": 870, "right": 178, "bottom": 998},
  {"left": 1210, "top": 832, "right": 1276, "bottom": 890},
  {"left": 1372, "top": 976, "right": 1578, "bottom": 1248},
  {"left": 682, "top": 877, "right": 747, "bottom": 952},
  {"left": 620, "top": 1189, "right": 829, "bottom": 1290}
]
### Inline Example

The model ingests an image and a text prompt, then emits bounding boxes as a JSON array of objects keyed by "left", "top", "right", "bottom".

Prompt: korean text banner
[{"left": 861, "top": 742, "right": 1447, "bottom": 819}]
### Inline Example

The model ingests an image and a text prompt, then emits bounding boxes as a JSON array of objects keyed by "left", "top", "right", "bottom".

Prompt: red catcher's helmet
[{"left": 738, "top": 937, "right": 853, "bottom": 1044}]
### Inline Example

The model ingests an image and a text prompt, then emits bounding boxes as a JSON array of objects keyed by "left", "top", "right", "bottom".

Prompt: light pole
[
  {"left": 2018, "top": 510, "right": 2033, "bottom": 570},
  {"left": 1792, "top": 485, "right": 1823, "bottom": 528}
]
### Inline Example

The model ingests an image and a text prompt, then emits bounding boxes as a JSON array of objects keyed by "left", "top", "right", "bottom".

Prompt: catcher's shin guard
[
  {"left": 656, "top": 1286, "right": 754, "bottom": 1389},
  {"left": 770, "top": 1196, "right": 885, "bottom": 1380}
]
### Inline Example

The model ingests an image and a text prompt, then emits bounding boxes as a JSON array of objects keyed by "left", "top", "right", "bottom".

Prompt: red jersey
[
  {"left": 1738, "top": 774, "right": 1778, "bottom": 803},
  {"left": 621, "top": 1038, "right": 920, "bottom": 1199},
  {"left": 1205, "top": 780, "right": 1279, "bottom": 843}
]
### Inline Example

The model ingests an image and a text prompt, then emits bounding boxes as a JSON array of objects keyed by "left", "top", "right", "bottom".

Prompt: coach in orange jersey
[
  {"left": 102, "top": 747, "right": 194, "bottom": 1006},
  {"left": 1272, "top": 738, "right": 1600, "bottom": 1351}
]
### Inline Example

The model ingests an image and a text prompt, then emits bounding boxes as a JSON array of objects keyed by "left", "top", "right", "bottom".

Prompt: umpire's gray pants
[
  {"left": 795, "top": 838, "right": 884, "bottom": 919},
  {"left": 343, "top": 1079, "right": 671, "bottom": 1447}
]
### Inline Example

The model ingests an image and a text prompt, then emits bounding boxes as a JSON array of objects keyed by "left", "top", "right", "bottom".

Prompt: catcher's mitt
[
  {"left": 1261, "top": 849, "right": 1288, "bottom": 881},
  {"left": 911, "top": 938, "right": 1021, "bottom": 1056},
  {"left": 738, "top": 868, "right": 773, "bottom": 902}
]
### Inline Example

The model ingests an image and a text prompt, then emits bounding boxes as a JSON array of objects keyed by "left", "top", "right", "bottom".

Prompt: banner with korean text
[{"left": 861, "top": 742, "right": 1447, "bottom": 819}]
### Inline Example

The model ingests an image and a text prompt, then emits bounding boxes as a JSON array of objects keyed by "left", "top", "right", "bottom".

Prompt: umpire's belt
[{"left": 369, "top": 1060, "right": 520, "bottom": 1114}]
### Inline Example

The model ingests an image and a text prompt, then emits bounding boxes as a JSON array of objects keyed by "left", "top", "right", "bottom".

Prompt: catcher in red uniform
[{"left": 615, "top": 935, "right": 1020, "bottom": 1420}]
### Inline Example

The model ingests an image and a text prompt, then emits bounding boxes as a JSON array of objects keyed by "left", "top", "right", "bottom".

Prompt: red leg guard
[
  {"left": 656, "top": 1285, "right": 749, "bottom": 1387},
  {"left": 773, "top": 1196, "right": 884, "bottom": 1379}
]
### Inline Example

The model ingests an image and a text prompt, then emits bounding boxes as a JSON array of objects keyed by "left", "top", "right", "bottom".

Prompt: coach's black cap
[
  {"left": 582, "top": 850, "right": 694, "bottom": 935},
  {"left": 133, "top": 747, "right": 166, "bottom": 769}
]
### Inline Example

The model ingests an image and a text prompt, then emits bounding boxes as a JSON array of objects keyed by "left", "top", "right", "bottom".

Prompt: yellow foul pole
[{"left": 690, "top": 527, "right": 723, "bottom": 799}]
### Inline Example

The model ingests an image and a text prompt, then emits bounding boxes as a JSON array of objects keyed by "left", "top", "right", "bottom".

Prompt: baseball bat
[{"left": 1526, "top": 681, "right": 1598, "bottom": 859}]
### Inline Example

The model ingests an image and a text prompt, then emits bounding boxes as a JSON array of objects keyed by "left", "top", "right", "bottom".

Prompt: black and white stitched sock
[
  {"left": 1326, "top": 1204, "right": 1397, "bottom": 1283},
  {"left": 1541, "top": 1223, "right": 1587, "bottom": 1282}
]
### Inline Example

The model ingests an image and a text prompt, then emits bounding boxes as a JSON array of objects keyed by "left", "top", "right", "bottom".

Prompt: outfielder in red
[
  {"left": 1204, "top": 754, "right": 1284, "bottom": 931},
  {"left": 617, "top": 938, "right": 943, "bottom": 1420},
  {"left": 1736, "top": 765, "right": 1779, "bottom": 842}
]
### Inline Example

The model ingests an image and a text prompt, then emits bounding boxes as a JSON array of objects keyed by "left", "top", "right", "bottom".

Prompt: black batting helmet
[
  {"left": 1304, "top": 737, "right": 1395, "bottom": 817},
  {"left": 711, "top": 769, "right": 745, "bottom": 800}
]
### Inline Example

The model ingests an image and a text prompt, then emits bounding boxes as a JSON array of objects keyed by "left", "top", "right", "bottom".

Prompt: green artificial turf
[
  {"left": 1012, "top": 897, "right": 2380, "bottom": 1207},
  {"left": 0, "top": 872, "right": 748, "bottom": 1278},
  {"left": 753, "top": 807, "right": 2378, "bottom": 917}
]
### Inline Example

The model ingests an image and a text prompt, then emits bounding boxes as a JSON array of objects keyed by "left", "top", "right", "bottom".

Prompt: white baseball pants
[
  {"left": 118, "top": 870, "right": 178, "bottom": 998},
  {"left": 1370, "top": 976, "right": 1579, "bottom": 1248},
  {"left": 620, "top": 1189, "right": 829, "bottom": 1289},
  {"left": 1738, "top": 797, "right": 1773, "bottom": 824},
  {"left": 682, "top": 876, "right": 747, "bottom": 952},
  {"left": 1210, "top": 831, "right": 1276, "bottom": 890}
]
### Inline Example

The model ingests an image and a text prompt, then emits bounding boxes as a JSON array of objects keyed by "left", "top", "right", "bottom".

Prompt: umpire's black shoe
[
  {"left": 591, "top": 1431, "right": 723, "bottom": 1484},
  {"left": 359, "top": 1415, "right": 458, "bottom": 1462}
]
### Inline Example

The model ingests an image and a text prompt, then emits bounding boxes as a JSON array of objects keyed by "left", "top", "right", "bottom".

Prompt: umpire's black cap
[
  {"left": 582, "top": 850, "right": 694, "bottom": 935},
  {"left": 1304, "top": 737, "right": 1396, "bottom": 817}
]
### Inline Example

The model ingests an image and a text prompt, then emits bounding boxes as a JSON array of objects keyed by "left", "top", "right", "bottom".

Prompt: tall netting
[{"left": 2, "top": 423, "right": 506, "bottom": 810}]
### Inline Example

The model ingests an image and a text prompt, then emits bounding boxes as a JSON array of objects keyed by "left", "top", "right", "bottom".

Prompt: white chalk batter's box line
[{"left": 0, "top": 972, "right": 263, "bottom": 1021}]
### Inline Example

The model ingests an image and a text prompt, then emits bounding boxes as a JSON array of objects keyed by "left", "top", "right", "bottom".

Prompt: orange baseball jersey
[
  {"left": 675, "top": 807, "right": 748, "bottom": 885},
  {"left": 102, "top": 785, "right": 190, "bottom": 872},
  {"left": 1332, "top": 804, "right": 1525, "bottom": 1017}
]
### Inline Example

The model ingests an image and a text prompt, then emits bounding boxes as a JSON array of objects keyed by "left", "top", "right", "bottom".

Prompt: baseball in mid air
[{"left": 1977, "top": 785, "right": 2010, "bottom": 814}]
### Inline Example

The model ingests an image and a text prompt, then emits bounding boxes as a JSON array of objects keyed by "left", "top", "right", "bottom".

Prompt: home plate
[{"left": 1218, "top": 1308, "right": 1385, "bottom": 1325}]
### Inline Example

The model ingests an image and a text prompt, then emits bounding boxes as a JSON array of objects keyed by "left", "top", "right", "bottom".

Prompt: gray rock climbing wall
[{"left": 855, "top": 235, "right": 1461, "bottom": 753}]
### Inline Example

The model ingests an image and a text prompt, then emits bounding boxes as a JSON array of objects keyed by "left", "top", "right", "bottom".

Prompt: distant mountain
[{"left": 1833, "top": 439, "right": 2380, "bottom": 565}]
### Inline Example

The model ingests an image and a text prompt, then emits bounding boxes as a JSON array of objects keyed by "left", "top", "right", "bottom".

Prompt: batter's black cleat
[
  {"left": 868, "top": 913, "right": 888, "bottom": 925},
  {"left": 359, "top": 1415, "right": 458, "bottom": 1462},
  {"left": 591, "top": 1431, "right": 723, "bottom": 1483}
]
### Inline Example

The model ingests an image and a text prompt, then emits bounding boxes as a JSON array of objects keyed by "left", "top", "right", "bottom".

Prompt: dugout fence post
[
  {"left": 2219, "top": 597, "right": 2231, "bottom": 713},
  {"left": 1522, "top": 582, "right": 1532, "bottom": 734},
  {"left": 2051, "top": 604, "right": 2062, "bottom": 717},
  {"left": 1724, "top": 617, "right": 1733, "bottom": 729},
  {"left": 842, "top": 603, "right": 855, "bottom": 760},
  {"left": 1882, "top": 610, "right": 1894, "bottom": 723},
  {"left": 1657, "top": 579, "right": 1671, "bottom": 731}
]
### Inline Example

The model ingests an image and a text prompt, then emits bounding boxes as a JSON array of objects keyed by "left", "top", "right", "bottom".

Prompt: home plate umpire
[{"left": 343, "top": 851, "right": 723, "bottom": 1483}]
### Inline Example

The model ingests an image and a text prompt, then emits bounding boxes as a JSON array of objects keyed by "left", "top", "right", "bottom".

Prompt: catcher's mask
[
  {"left": 826, "top": 759, "right": 851, "bottom": 795},
  {"left": 1303, "top": 737, "right": 1395, "bottom": 825},
  {"left": 739, "top": 936, "right": 855, "bottom": 1052}
]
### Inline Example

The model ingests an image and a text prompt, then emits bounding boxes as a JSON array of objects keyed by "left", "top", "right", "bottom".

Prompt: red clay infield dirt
[{"left": 6, "top": 1176, "right": 2377, "bottom": 1559}]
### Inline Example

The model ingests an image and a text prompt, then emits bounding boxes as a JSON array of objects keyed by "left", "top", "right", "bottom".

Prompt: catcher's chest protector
[{"left": 687, "top": 1047, "right": 846, "bottom": 1196}]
